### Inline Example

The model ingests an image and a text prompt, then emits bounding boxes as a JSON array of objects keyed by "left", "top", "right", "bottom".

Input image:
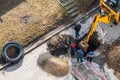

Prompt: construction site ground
[
  {"left": 0, "top": 0, "right": 120, "bottom": 80},
  {"left": 0, "top": 15, "right": 120, "bottom": 80}
]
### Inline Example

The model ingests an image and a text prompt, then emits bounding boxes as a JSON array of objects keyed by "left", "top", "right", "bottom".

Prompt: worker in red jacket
[{"left": 70, "top": 43, "right": 76, "bottom": 57}]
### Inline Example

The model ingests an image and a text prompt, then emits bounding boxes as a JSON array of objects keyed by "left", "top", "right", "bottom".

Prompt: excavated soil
[
  {"left": 105, "top": 40, "right": 120, "bottom": 73},
  {"left": 47, "top": 32, "right": 100, "bottom": 57},
  {"left": 37, "top": 53, "right": 70, "bottom": 77},
  {"left": 95, "top": 40, "right": 120, "bottom": 79},
  {"left": 107, "top": 46, "right": 120, "bottom": 72},
  {"left": 47, "top": 34, "right": 75, "bottom": 56}
]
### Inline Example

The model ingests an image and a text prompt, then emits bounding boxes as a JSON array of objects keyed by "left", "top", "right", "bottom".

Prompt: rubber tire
[{"left": 2, "top": 41, "right": 24, "bottom": 63}]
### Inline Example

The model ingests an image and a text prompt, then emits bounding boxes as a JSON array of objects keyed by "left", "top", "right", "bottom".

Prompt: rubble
[{"left": 47, "top": 34, "right": 75, "bottom": 56}]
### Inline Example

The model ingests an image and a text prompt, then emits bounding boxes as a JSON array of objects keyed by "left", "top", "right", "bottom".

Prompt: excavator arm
[
  {"left": 84, "top": 14, "right": 111, "bottom": 44},
  {"left": 99, "top": 0, "right": 120, "bottom": 23},
  {"left": 79, "top": 0, "right": 120, "bottom": 52}
]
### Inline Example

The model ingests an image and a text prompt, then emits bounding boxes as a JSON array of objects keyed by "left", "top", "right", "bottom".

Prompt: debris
[{"left": 47, "top": 34, "right": 75, "bottom": 56}]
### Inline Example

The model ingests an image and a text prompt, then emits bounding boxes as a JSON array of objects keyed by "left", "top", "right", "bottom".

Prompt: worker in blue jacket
[
  {"left": 77, "top": 48, "right": 84, "bottom": 62},
  {"left": 87, "top": 51, "right": 94, "bottom": 63}
]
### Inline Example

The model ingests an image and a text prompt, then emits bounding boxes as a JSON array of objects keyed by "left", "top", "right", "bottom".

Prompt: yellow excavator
[{"left": 79, "top": 0, "right": 120, "bottom": 52}]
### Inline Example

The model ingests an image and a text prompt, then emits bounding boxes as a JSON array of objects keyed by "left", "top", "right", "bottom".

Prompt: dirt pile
[
  {"left": 96, "top": 40, "right": 120, "bottom": 79},
  {"left": 105, "top": 40, "right": 120, "bottom": 73},
  {"left": 37, "top": 53, "right": 70, "bottom": 77},
  {"left": 47, "top": 32, "right": 100, "bottom": 57},
  {"left": 107, "top": 46, "right": 120, "bottom": 72},
  {"left": 47, "top": 34, "right": 75, "bottom": 56}
]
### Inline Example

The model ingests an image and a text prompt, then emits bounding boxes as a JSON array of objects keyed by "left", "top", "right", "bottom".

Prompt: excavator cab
[{"left": 106, "top": 0, "right": 120, "bottom": 11}]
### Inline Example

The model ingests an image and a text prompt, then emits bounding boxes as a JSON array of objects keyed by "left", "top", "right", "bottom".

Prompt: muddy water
[{"left": 6, "top": 46, "right": 20, "bottom": 58}]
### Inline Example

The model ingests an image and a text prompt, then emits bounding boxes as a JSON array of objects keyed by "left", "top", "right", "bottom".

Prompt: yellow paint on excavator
[{"left": 79, "top": 0, "right": 120, "bottom": 52}]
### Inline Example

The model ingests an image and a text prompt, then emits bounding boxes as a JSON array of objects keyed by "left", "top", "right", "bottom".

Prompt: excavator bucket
[{"left": 78, "top": 40, "right": 89, "bottom": 52}]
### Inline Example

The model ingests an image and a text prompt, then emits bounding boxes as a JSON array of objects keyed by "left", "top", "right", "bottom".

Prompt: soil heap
[
  {"left": 105, "top": 40, "right": 120, "bottom": 73},
  {"left": 37, "top": 53, "right": 70, "bottom": 77},
  {"left": 47, "top": 35, "right": 75, "bottom": 56}
]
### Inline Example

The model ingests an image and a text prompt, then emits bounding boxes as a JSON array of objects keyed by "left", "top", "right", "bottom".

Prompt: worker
[
  {"left": 77, "top": 48, "right": 84, "bottom": 62},
  {"left": 70, "top": 43, "right": 76, "bottom": 57},
  {"left": 74, "top": 24, "right": 81, "bottom": 38},
  {"left": 87, "top": 51, "right": 94, "bottom": 63}
]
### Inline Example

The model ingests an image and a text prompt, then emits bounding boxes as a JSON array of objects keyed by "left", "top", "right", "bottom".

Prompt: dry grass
[
  {"left": 115, "top": 72, "right": 120, "bottom": 80},
  {"left": 44, "top": 57, "right": 70, "bottom": 77},
  {"left": 37, "top": 53, "right": 70, "bottom": 77},
  {"left": 0, "top": 0, "right": 97, "bottom": 59},
  {"left": 0, "top": 0, "right": 65, "bottom": 57}
]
